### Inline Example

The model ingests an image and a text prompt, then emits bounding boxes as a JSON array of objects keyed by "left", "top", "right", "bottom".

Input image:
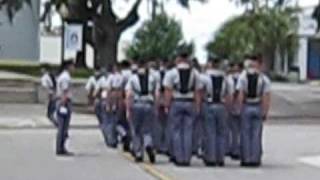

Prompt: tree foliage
[
  {"left": 126, "top": 12, "right": 193, "bottom": 60},
  {"left": 1, "top": 0, "right": 204, "bottom": 67},
  {"left": 207, "top": 1, "right": 299, "bottom": 70}
]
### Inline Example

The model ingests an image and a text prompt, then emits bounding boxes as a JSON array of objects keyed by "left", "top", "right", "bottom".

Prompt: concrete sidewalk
[{"left": 270, "top": 83, "right": 320, "bottom": 119}]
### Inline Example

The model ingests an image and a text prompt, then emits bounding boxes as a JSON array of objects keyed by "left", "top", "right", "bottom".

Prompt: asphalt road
[{"left": 1, "top": 123, "right": 320, "bottom": 180}]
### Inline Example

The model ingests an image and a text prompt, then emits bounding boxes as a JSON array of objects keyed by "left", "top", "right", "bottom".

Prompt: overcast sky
[{"left": 48, "top": 0, "right": 320, "bottom": 61}]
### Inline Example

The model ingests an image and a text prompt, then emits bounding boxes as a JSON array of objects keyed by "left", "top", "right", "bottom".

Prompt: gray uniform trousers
[
  {"left": 170, "top": 101, "right": 196, "bottom": 164},
  {"left": 192, "top": 103, "right": 205, "bottom": 155},
  {"left": 132, "top": 102, "right": 155, "bottom": 158},
  {"left": 56, "top": 100, "right": 72, "bottom": 153},
  {"left": 228, "top": 114, "right": 241, "bottom": 157},
  {"left": 47, "top": 95, "right": 58, "bottom": 127},
  {"left": 154, "top": 105, "right": 169, "bottom": 153},
  {"left": 101, "top": 100, "right": 119, "bottom": 147},
  {"left": 240, "top": 104, "right": 263, "bottom": 163},
  {"left": 95, "top": 99, "right": 105, "bottom": 125},
  {"left": 203, "top": 103, "right": 227, "bottom": 163}
]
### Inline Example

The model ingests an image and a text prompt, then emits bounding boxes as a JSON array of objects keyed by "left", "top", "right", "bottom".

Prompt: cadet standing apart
[
  {"left": 40, "top": 65, "right": 57, "bottom": 127},
  {"left": 200, "top": 57, "right": 233, "bottom": 166},
  {"left": 237, "top": 55, "right": 271, "bottom": 167},
  {"left": 163, "top": 53, "right": 201, "bottom": 166},
  {"left": 126, "top": 59, "right": 159, "bottom": 163},
  {"left": 55, "top": 60, "right": 75, "bottom": 156}
]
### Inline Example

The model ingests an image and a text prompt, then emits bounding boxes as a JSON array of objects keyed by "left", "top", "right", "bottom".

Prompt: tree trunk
[
  {"left": 96, "top": 35, "right": 119, "bottom": 69},
  {"left": 94, "top": 24, "right": 120, "bottom": 69}
]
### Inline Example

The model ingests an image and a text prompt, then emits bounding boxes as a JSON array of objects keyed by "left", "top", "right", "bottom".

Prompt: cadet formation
[{"left": 41, "top": 53, "right": 271, "bottom": 168}]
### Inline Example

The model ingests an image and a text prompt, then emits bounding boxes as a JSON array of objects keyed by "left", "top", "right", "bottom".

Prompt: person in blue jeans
[
  {"left": 126, "top": 59, "right": 159, "bottom": 163},
  {"left": 237, "top": 55, "right": 271, "bottom": 167},
  {"left": 55, "top": 60, "right": 75, "bottom": 156},
  {"left": 198, "top": 57, "right": 233, "bottom": 166},
  {"left": 163, "top": 53, "right": 202, "bottom": 166}
]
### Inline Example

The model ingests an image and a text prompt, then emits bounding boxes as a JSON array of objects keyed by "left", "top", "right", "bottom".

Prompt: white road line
[{"left": 299, "top": 156, "right": 320, "bottom": 168}]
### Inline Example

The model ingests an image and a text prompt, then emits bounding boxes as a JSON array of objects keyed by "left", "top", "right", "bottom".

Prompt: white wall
[
  {"left": 0, "top": 0, "right": 39, "bottom": 61},
  {"left": 40, "top": 36, "right": 127, "bottom": 68},
  {"left": 297, "top": 37, "right": 308, "bottom": 81}
]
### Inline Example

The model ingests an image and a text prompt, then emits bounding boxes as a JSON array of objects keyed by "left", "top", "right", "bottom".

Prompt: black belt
[
  {"left": 206, "top": 101, "right": 223, "bottom": 105},
  {"left": 134, "top": 100, "right": 154, "bottom": 104},
  {"left": 174, "top": 98, "right": 193, "bottom": 102},
  {"left": 245, "top": 102, "right": 261, "bottom": 105}
]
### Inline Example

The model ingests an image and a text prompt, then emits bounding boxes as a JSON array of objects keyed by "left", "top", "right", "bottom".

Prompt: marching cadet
[
  {"left": 102, "top": 63, "right": 125, "bottom": 148},
  {"left": 191, "top": 58, "right": 204, "bottom": 158},
  {"left": 119, "top": 60, "right": 133, "bottom": 152},
  {"left": 55, "top": 60, "right": 75, "bottom": 156},
  {"left": 85, "top": 68, "right": 102, "bottom": 106},
  {"left": 126, "top": 58, "right": 159, "bottom": 163},
  {"left": 154, "top": 58, "right": 170, "bottom": 154},
  {"left": 227, "top": 62, "right": 243, "bottom": 160},
  {"left": 93, "top": 68, "right": 108, "bottom": 125},
  {"left": 40, "top": 64, "right": 57, "bottom": 127},
  {"left": 199, "top": 57, "right": 233, "bottom": 167},
  {"left": 237, "top": 55, "right": 271, "bottom": 167},
  {"left": 163, "top": 53, "right": 201, "bottom": 166}
]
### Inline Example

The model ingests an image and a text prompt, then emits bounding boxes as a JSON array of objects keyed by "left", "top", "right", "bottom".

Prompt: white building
[
  {"left": 0, "top": 0, "right": 40, "bottom": 61},
  {"left": 296, "top": 6, "right": 320, "bottom": 81}
]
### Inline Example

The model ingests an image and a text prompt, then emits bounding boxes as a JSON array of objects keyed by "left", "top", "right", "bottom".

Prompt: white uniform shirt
[
  {"left": 56, "top": 70, "right": 72, "bottom": 98},
  {"left": 121, "top": 69, "right": 132, "bottom": 88},
  {"left": 199, "top": 69, "right": 234, "bottom": 102},
  {"left": 163, "top": 63, "right": 201, "bottom": 99},
  {"left": 126, "top": 69, "right": 159, "bottom": 102},
  {"left": 105, "top": 72, "right": 124, "bottom": 90},
  {"left": 85, "top": 76, "right": 97, "bottom": 92},
  {"left": 41, "top": 73, "right": 54, "bottom": 92},
  {"left": 236, "top": 69, "right": 271, "bottom": 103}
]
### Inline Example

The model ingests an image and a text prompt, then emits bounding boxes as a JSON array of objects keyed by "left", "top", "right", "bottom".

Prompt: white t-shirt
[
  {"left": 56, "top": 70, "right": 72, "bottom": 98},
  {"left": 85, "top": 76, "right": 97, "bottom": 92},
  {"left": 41, "top": 73, "right": 54, "bottom": 90}
]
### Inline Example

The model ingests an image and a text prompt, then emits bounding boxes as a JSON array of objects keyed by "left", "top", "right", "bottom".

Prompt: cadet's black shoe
[
  {"left": 204, "top": 161, "right": 217, "bottom": 167},
  {"left": 135, "top": 156, "right": 143, "bottom": 163},
  {"left": 146, "top": 147, "right": 156, "bottom": 164},
  {"left": 230, "top": 154, "right": 240, "bottom": 160},
  {"left": 56, "top": 150, "right": 74, "bottom": 156},
  {"left": 217, "top": 162, "right": 225, "bottom": 167},
  {"left": 157, "top": 150, "right": 168, "bottom": 155},
  {"left": 122, "top": 136, "right": 131, "bottom": 152},
  {"left": 250, "top": 162, "right": 261, "bottom": 167},
  {"left": 175, "top": 162, "right": 190, "bottom": 167},
  {"left": 108, "top": 143, "right": 118, "bottom": 149},
  {"left": 225, "top": 152, "right": 232, "bottom": 157},
  {"left": 240, "top": 162, "right": 251, "bottom": 167}
]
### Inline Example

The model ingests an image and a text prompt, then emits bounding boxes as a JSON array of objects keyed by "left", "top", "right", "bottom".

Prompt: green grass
[{"left": 0, "top": 61, "right": 93, "bottom": 78}]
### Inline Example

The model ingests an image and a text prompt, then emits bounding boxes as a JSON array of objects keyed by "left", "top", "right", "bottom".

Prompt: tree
[
  {"left": 206, "top": 5, "right": 299, "bottom": 72},
  {"left": 43, "top": 0, "right": 204, "bottom": 68},
  {"left": 126, "top": 12, "right": 194, "bottom": 60},
  {"left": 1, "top": 0, "right": 204, "bottom": 68}
]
